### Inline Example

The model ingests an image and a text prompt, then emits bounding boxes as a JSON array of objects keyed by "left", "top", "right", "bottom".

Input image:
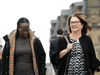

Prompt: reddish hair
[{"left": 67, "top": 12, "right": 91, "bottom": 34}]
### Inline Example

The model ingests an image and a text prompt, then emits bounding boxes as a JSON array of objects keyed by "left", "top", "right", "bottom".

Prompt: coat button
[
  {"left": 6, "top": 56, "right": 8, "bottom": 58},
  {"left": 5, "top": 72, "right": 7, "bottom": 74}
]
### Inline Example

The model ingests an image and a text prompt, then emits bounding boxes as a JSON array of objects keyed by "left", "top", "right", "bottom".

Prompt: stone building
[
  {"left": 50, "top": 0, "right": 100, "bottom": 74},
  {"left": 50, "top": 16, "right": 61, "bottom": 38},
  {"left": 85, "top": 0, "right": 100, "bottom": 61}
]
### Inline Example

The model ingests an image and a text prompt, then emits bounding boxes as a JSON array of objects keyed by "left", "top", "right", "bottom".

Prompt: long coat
[
  {"left": 0, "top": 59, "right": 2, "bottom": 75},
  {"left": 51, "top": 34, "right": 100, "bottom": 75},
  {"left": 2, "top": 35, "right": 46, "bottom": 75},
  {"left": 49, "top": 37, "right": 62, "bottom": 72}
]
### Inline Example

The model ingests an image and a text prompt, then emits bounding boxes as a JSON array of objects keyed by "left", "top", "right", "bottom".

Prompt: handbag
[{"left": 64, "top": 36, "right": 71, "bottom": 75}]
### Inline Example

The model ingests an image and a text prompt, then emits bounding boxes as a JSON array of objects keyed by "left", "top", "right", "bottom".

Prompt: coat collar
[
  {"left": 6, "top": 29, "right": 39, "bottom": 75},
  {"left": 3, "top": 35, "right": 9, "bottom": 42}
]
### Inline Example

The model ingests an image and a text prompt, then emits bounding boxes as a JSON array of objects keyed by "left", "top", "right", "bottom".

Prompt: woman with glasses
[
  {"left": 51, "top": 12, "right": 100, "bottom": 75},
  {"left": 2, "top": 17, "right": 46, "bottom": 75}
]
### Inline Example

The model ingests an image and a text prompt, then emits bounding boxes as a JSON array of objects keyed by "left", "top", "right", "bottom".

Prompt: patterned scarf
[{"left": 8, "top": 30, "right": 39, "bottom": 75}]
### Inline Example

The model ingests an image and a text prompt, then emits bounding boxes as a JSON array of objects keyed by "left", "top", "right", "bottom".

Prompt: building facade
[{"left": 86, "top": 0, "right": 100, "bottom": 61}]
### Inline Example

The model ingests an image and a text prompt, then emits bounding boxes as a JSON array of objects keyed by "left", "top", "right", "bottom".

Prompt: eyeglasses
[
  {"left": 70, "top": 21, "right": 80, "bottom": 24},
  {"left": 19, "top": 28, "right": 30, "bottom": 33}
]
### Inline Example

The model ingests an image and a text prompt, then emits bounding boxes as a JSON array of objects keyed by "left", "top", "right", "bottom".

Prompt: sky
[{"left": 0, "top": 0, "right": 83, "bottom": 63}]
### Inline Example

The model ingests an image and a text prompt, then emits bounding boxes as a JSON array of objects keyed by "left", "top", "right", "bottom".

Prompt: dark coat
[
  {"left": 49, "top": 37, "right": 62, "bottom": 72},
  {"left": 0, "top": 59, "right": 2, "bottom": 75},
  {"left": 2, "top": 35, "right": 46, "bottom": 75},
  {"left": 51, "top": 34, "right": 100, "bottom": 75}
]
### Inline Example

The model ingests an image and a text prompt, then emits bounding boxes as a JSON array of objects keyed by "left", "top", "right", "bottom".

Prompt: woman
[
  {"left": 2, "top": 17, "right": 46, "bottom": 75},
  {"left": 51, "top": 12, "right": 100, "bottom": 75}
]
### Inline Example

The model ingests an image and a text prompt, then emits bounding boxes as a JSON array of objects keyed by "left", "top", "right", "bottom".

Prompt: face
[
  {"left": 70, "top": 16, "right": 83, "bottom": 33},
  {"left": 18, "top": 23, "right": 29, "bottom": 38}
]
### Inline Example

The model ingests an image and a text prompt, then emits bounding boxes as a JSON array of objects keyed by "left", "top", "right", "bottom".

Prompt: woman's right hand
[
  {"left": 66, "top": 43, "right": 73, "bottom": 52},
  {"left": 59, "top": 43, "right": 73, "bottom": 59}
]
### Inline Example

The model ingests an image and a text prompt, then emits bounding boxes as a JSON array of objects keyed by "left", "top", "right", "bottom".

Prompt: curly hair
[{"left": 67, "top": 12, "right": 91, "bottom": 35}]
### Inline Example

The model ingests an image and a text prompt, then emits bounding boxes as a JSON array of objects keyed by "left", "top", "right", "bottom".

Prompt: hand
[
  {"left": 59, "top": 43, "right": 73, "bottom": 59},
  {"left": 94, "top": 70, "right": 97, "bottom": 75},
  {"left": 66, "top": 43, "right": 73, "bottom": 52}
]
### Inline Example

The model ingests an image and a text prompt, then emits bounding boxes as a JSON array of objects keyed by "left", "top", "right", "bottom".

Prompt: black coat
[
  {"left": 0, "top": 59, "right": 2, "bottom": 75},
  {"left": 49, "top": 37, "right": 62, "bottom": 71},
  {"left": 2, "top": 35, "right": 46, "bottom": 75},
  {"left": 51, "top": 34, "right": 100, "bottom": 75}
]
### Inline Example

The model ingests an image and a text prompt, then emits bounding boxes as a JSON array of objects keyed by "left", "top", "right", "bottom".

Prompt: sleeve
[
  {"left": 2, "top": 42, "right": 9, "bottom": 75},
  {"left": 51, "top": 37, "right": 68, "bottom": 67},
  {"left": 87, "top": 36, "right": 99, "bottom": 72},
  {"left": 49, "top": 41, "right": 53, "bottom": 62},
  {"left": 0, "top": 59, "right": 2, "bottom": 75},
  {"left": 36, "top": 38, "right": 46, "bottom": 75}
]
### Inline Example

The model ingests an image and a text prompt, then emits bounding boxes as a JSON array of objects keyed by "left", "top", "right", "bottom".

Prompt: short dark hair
[{"left": 57, "top": 29, "right": 63, "bottom": 35}]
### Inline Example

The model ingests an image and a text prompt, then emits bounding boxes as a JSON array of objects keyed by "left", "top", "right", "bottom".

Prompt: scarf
[{"left": 8, "top": 30, "right": 39, "bottom": 75}]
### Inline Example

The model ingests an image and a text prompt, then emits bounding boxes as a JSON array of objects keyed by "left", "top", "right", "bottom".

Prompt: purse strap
[
  {"left": 64, "top": 36, "right": 70, "bottom": 43},
  {"left": 64, "top": 36, "right": 70, "bottom": 75}
]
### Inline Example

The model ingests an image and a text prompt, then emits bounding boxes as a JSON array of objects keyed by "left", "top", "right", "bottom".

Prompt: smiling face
[
  {"left": 18, "top": 23, "right": 29, "bottom": 38},
  {"left": 70, "top": 16, "right": 83, "bottom": 33}
]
